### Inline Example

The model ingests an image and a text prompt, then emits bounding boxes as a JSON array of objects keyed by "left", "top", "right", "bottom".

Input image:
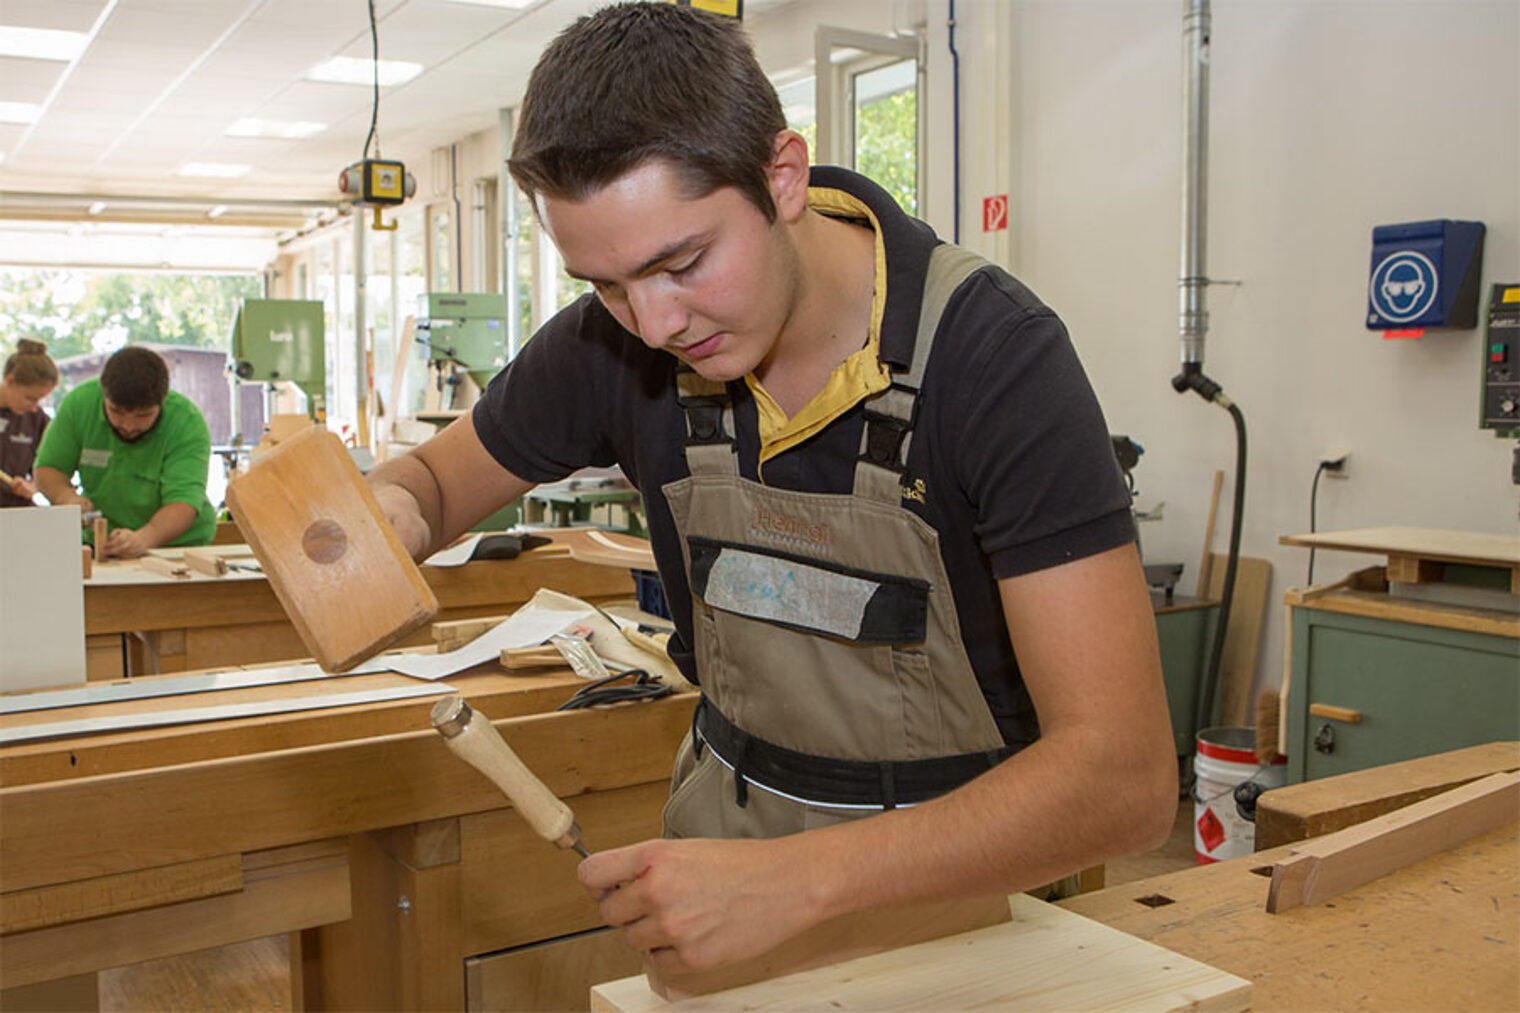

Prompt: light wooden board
[
  {"left": 1279, "top": 526, "right": 1520, "bottom": 566},
  {"left": 1282, "top": 587, "right": 1520, "bottom": 638},
  {"left": 1201, "top": 554, "right": 1271, "bottom": 727},
  {"left": 591, "top": 893, "right": 1250, "bottom": 1012},
  {"left": 1266, "top": 770, "right": 1520, "bottom": 913},
  {"left": 226, "top": 426, "right": 439, "bottom": 671}
]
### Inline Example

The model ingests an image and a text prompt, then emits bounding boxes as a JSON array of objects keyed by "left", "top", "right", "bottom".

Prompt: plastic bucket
[{"left": 1193, "top": 726, "right": 1287, "bottom": 864}]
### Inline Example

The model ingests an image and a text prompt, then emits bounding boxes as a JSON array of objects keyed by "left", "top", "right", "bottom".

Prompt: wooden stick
[
  {"left": 182, "top": 548, "right": 228, "bottom": 577},
  {"left": 1197, "top": 469, "right": 1224, "bottom": 596},
  {"left": 0, "top": 466, "right": 14, "bottom": 485},
  {"left": 1266, "top": 770, "right": 1520, "bottom": 913},
  {"left": 93, "top": 516, "right": 108, "bottom": 562},
  {"left": 81, "top": 545, "right": 92, "bottom": 580},
  {"left": 139, "top": 556, "right": 191, "bottom": 579}
]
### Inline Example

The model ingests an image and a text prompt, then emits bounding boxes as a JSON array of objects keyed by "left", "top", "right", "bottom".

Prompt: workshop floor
[{"left": 98, "top": 801, "right": 1200, "bottom": 1010}]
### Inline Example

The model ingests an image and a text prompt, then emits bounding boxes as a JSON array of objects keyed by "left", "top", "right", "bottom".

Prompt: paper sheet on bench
[
  {"left": 423, "top": 533, "right": 483, "bottom": 568},
  {"left": 355, "top": 601, "right": 592, "bottom": 680}
]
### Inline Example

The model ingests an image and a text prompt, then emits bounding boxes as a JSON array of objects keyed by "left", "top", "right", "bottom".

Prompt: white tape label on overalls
[{"left": 703, "top": 546, "right": 877, "bottom": 640}]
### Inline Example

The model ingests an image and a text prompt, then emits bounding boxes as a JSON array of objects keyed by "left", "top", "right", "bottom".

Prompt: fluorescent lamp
[
  {"left": 443, "top": 0, "right": 539, "bottom": 8},
  {"left": 0, "top": 26, "right": 90, "bottom": 61},
  {"left": 207, "top": 205, "right": 228, "bottom": 219},
  {"left": 178, "top": 162, "right": 252, "bottom": 178},
  {"left": 87, "top": 201, "right": 107, "bottom": 215},
  {"left": 305, "top": 57, "right": 422, "bottom": 87},
  {"left": 225, "top": 118, "right": 327, "bottom": 139},
  {"left": 0, "top": 101, "right": 41, "bottom": 124}
]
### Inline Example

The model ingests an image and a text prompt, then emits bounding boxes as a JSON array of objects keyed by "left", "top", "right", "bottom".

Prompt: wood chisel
[{"left": 430, "top": 695, "right": 590, "bottom": 857}]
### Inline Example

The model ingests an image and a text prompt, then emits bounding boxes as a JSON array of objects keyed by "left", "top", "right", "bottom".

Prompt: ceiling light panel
[
  {"left": 305, "top": 56, "right": 422, "bottom": 87},
  {"left": 178, "top": 162, "right": 252, "bottom": 178},
  {"left": 225, "top": 118, "right": 327, "bottom": 139},
  {"left": 442, "top": 0, "right": 539, "bottom": 8},
  {"left": 0, "top": 101, "right": 42, "bottom": 124},
  {"left": 0, "top": 25, "right": 91, "bottom": 61}
]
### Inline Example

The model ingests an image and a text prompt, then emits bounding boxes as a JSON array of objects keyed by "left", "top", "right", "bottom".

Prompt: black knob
[
  {"left": 236, "top": 360, "right": 254, "bottom": 379},
  {"left": 1313, "top": 723, "right": 1335, "bottom": 755}
]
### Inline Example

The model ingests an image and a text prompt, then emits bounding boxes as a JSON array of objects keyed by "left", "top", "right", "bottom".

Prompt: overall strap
[
  {"left": 676, "top": 367, "right": 738, "bottom": 476},
  {"left": 854, "top": 243, "right": 991, "bottom": 502}
]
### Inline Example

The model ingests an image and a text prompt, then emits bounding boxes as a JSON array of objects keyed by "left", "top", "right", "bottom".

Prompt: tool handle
[{"left": 431, "top": 697, "right": 581, "bottom": 850}]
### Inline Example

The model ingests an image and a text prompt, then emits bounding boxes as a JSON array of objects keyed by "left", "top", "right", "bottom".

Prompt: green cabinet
[
  {"left": 1154, "top": 595, "right": 1219, "bottom": 757},
  {"left": 1285, "top": 595, "right": 1520, "bottom": 782}
]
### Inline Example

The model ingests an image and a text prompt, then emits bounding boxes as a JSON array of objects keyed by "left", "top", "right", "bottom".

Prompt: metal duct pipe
[{"left": 1179, "top": 0, "right": 1210, "bottom": 369}]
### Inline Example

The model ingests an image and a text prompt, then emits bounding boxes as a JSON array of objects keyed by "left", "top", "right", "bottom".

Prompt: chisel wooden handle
[{"left": 430, "top": 696, "right": 586, "bottom": 854}]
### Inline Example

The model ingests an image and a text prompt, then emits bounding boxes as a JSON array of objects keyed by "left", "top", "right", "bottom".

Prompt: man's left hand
[
  {"left": 105, "top": 527, "right": 153, "bottom": 559},
  {"left": 578, "top": 837, "right": 819, "bottom": 976}
]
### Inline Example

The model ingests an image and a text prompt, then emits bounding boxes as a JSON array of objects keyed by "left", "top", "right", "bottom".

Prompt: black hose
[
  {"left": 1196, "top": 400, "right": 1245, "bottom": 733},
  {"left": 1171, "top": 364, "right": 1246, "bottom": 734},
  {"left": 363, "top": 0, "right": 379, "bottom": 160}
]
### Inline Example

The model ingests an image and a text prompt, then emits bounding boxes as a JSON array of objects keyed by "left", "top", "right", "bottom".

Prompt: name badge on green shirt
[{"left": 81, "top": 448, "right": 112, "bottom": 467}]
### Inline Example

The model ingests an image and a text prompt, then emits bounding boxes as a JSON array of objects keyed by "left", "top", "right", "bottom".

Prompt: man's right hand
[{"left": 372, "top": 482, "right": 432, "bottom": 559}]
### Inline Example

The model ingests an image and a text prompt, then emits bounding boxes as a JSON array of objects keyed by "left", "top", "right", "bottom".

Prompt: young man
[
  {"left": 369, "top": 2, "right": 1175, "bottom": 977},
  {"left": 36, "top": 345, "right": 216, "bottom": 555}
]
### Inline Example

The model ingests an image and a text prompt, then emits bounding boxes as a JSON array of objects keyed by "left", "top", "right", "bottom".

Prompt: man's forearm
[
  {"left": 34, "top": 467, "right": 80, "bottom": 505},
  {"left": 782, "top": 725, "right": 1177, "bottom": 924},
  {"left": 136, "top": 502, "right": 198, "bottom": 548}
]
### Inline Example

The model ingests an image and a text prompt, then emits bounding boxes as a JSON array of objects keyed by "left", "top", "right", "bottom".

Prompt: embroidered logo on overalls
[
  {"left": 901, "top": 477, "right": 926, "bottom": 503},
  {"left": 748, "top": 505, "right": 830, "bottom": 550}
]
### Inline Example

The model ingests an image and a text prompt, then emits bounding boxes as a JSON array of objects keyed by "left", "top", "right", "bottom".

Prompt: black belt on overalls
[{"left": 692, "top": 696, "right": 1013, "bottom": 809}]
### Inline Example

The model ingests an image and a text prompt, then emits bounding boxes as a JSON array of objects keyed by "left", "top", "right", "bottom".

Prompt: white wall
[{"left": 944, "top": 0, "right": 1519, "bottom": 709}]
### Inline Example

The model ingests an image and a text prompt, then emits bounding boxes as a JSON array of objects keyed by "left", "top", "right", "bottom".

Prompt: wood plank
[
  {"left": 1257, "top": 741, "right": 1520, "bottom": 849},
  {"left": 1282, "top": 587, "right": 1520, "bottom": 638},
  {"left": 1265, "top": 770, "right": 1520, "bottom": 913},
  {"left": 226, "top": 426, "right": 439, "bottom": 671},
  {"left": 590, "top": 894, "right": 1251, "bottom": 1012},
  {"left": 0, "top": 694, "right": 695, "bottom": 893},
  {"left": 1, "top": 669, "right": 586, "bottom": 786},
  {"left": 1278, "top": 526, "right": 1520, "bottom": 566},
  {"left": 648, "top": 895, "right": 1014, "bottom": 1001},
  {"left": 1060, "top": 823, "right": 1518, "bottom": 1012},
  {"left": 0, "top": 854, "right": 242, "bottom": 934},
  {"left": 0, "top": 843, "right": 349, "bottom": 989},
  {"left": 467, "top": 928, "right": 643, "bottom": 1013},
  {"left": 1203, "top": 554, "right": 1271, "bottom": 726}
]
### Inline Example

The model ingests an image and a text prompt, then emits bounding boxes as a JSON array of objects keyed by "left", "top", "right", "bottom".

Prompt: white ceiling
[{"left": 0, "top": 0, "right": 793, "bottom": 236}]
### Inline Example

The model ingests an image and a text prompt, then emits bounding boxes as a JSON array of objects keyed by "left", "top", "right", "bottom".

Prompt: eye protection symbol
[{"left": 1369, "top": 250, "right": 1438, "bottom": 324}]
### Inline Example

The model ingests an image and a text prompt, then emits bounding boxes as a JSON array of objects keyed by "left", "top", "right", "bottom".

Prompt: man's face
[
  {"left": 104, "top": 398, "right": 161, "bottom": 442},
  {"left": 539, "top": 159, "right": 798, "bottom": 383}
]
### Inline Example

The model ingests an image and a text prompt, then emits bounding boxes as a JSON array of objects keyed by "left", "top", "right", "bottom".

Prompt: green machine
[
  {"left": 230, "top": 299, "right": 327, "bottom": 421},
  {"left": 416, "top": 293, "right": 509, "bottom": 407}
]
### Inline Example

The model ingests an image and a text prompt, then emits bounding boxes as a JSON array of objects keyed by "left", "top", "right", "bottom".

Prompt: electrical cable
[
  {"left": 1307, "top": 461, "right": 1328, "bottom": 585},
  {"left": 363, "top": 0, "right": 380, "bottom": 160},
  {"left": 555, "top": 669, "right": 673, "bottom": 711},
  {"left": 948, "top": 0, "right": 961, "bottom": 244}
]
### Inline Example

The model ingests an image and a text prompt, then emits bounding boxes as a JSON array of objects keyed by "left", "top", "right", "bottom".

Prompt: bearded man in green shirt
[{"left": 36, "top": 346, "right": 216, "bottom": 556}]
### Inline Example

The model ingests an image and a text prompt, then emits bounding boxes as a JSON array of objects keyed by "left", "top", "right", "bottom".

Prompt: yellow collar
[{"left": 747, "top": 186, "right": 891, "bottom": 468}]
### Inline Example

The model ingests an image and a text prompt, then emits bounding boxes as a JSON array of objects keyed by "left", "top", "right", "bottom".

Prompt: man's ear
[{"left": 767, "top": 130, "right": 811, "bottom": 223}]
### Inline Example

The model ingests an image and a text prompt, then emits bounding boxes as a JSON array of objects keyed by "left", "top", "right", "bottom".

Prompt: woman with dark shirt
[{"left": 1, "top": 339, "right": 59, "bottom": 507}]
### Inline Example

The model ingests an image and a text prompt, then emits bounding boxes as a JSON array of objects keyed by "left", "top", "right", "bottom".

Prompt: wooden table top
[{"left": 1060, "top": 822, "right": 1519, "bottom": 1011}]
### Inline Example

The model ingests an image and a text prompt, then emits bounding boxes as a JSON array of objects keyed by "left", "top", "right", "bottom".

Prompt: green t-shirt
[{"left": 35, "top": 378, "right": 216, "bottom": 547}]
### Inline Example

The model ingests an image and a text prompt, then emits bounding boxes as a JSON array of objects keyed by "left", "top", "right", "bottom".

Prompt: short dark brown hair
[
  {"left": 100, "top": 346, "right": 169, "bottom": 409},
  {"left": 3, "top": 339, "right": 59, "bottom": 387},
  {"left": 508, "top": 2, "right": 787, "bottom": 221}
]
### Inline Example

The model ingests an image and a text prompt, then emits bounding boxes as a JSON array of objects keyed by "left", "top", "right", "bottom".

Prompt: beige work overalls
[{"left": 661, "top": 244, "right": 1015, "bottom": 839}]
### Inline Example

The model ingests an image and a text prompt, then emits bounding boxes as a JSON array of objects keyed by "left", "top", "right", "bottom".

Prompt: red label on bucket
[{"left": 1196, "top": 807, "right": 1225, "bottom": 852}]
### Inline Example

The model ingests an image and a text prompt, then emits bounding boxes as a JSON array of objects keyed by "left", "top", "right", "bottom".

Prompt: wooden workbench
[
  {"left": 0, "top": 659, "right": 694, "bottom": 1010},
  {"left": 83, "top": 534, "right": 636, "bottom": 678},
  {"left": 1060, "top": 744, "right": 1520, "bottom": 1011}
]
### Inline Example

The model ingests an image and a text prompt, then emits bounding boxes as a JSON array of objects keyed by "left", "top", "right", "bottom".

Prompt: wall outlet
[{"left": 1320, "top": 450, "right": 1351, "bottom": 478}]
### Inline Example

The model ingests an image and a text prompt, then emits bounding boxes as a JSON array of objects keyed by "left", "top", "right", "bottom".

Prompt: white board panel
[{"left": 0, "top": 505, "right": 87, "bottom": 692}]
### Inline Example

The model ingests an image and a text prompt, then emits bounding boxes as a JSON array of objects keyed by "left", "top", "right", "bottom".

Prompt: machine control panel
[{"left": 1480, "top": 283, "right": 1520, "bottom": 436}]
